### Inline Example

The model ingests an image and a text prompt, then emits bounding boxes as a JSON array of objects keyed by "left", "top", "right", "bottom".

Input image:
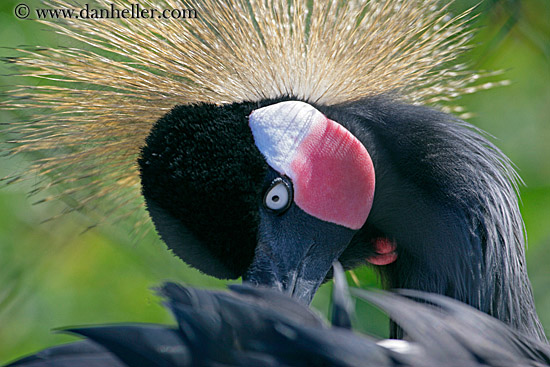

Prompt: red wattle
[
  {"left": 366, "top": 253, "right": 398, "bottom": 266},
  {"left": 366, "top": 238, "right": 398, "bottom": 266}
]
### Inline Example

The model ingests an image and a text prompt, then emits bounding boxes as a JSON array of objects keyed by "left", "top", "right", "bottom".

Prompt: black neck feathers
[{"left": 320, "top": 96, "right": 546, "bottom": 342}]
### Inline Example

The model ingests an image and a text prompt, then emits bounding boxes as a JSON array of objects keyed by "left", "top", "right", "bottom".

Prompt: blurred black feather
[{"left": 7, "top": 265, "right": 550, "bottom": 367}]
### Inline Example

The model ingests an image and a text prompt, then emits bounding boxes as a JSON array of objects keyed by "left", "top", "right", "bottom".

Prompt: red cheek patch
[
  {"left": 249, "top": 101, "right": 375, "bottom": 230},
  {"left": 290, "top": 117, "right": 374, "bottom": 229}
]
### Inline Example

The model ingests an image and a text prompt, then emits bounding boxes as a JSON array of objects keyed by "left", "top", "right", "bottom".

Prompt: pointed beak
[{"left": 242, "top": 205, "right": 356, "bottom": 304}]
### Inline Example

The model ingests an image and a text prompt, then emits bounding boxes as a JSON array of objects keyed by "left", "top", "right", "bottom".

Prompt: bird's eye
[{"left": 264, "top": 178, "right": 292, "bottom": 213}]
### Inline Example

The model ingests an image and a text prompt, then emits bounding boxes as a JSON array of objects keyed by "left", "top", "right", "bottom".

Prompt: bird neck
[
  {"left": 367, "top": 130, "right": 547, "bottom": 342},
  {"left": 326, "top": 97, "right": 547, "bottom": 342},
  {"left": 372, "top": 140, "right": 547, "bottom": 343}
]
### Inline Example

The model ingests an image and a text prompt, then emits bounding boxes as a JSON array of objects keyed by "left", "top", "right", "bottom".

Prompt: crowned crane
[
  {"left": 2, "top": 0, "right": 547, "bottom": 356},
  {"left": 7, "top": 264, "right": 550, "bottom": 366},
  {"left": 138, "top": 95, "right": 546, "bottom": 342}
]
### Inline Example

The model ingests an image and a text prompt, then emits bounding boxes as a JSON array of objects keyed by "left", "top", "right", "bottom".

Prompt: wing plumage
[{"left": 8, "top": 266, "right": 549, "bottom": 367}]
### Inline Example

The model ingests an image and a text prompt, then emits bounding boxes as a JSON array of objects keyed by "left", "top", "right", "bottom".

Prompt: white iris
[{"left": 265, "top": 181, "right": 290, "bottom": 211}]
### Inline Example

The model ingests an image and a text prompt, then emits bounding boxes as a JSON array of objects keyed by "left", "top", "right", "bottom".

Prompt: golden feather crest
[{"left": 2, "top": 0, "right": 502, "bottom": 229}]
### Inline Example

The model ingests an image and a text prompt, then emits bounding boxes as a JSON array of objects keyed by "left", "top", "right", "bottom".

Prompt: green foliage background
[{"left": 0, "top": 0, "right": 549, "bottom": 363}]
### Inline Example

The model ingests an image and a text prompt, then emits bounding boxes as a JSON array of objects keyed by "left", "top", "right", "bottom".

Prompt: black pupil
[{"left": 272, "top": 195, "right": 280, "bottom": 202}]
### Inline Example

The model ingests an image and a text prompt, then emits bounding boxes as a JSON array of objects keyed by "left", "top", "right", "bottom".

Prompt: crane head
[
  {"left": 138, "top": 95, "right": 546, "bottom": 345},
  {"left": 139, "top": 99, "right": 376, "bottom": 304}
]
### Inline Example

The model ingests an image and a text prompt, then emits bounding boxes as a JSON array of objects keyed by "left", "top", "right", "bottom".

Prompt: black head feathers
[
  {"left": 139, "top": 98, "right": 296, "bottom": 278},
  {"left": 139, "top": 101, "right": 266, "bottom": 278}
]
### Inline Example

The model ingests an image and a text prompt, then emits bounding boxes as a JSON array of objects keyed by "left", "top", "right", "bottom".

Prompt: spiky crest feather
[{"left": 2, "top": 0, "right": 504, "bottom": 227}]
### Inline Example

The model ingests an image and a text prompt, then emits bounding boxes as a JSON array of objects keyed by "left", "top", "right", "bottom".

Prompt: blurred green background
[{"left": 0, "top": 0, "right": 549, "bottom": 363}]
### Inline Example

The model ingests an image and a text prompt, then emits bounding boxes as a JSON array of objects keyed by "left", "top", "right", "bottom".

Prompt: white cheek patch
[
  {"left": 248, "top": 101, "right": 323, "bottom": 174},
  {"left": 249, "top": 101, "right": 375, "bottom": 230}
]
